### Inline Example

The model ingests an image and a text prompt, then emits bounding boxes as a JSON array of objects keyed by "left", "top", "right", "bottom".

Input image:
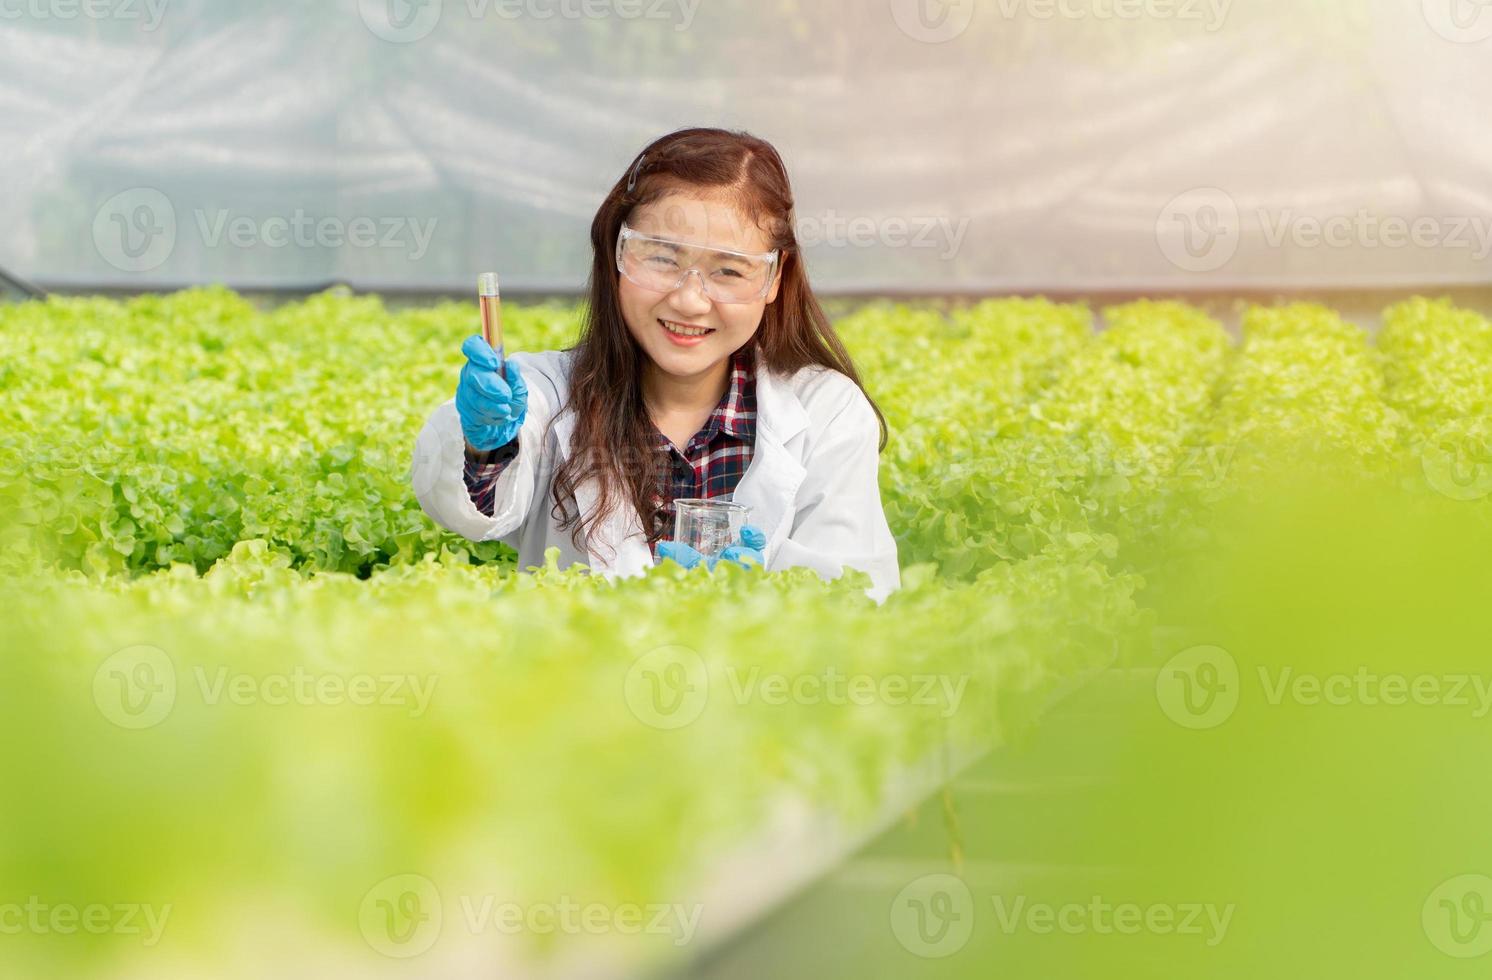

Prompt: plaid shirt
[{"left": 462, "top": 346, "right": 758, "bottom": 557}]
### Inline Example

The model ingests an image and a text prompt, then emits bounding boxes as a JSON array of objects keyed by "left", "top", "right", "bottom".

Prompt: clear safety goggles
[{"left": 616, "top": 222, "right": 780, "bottom": 304}]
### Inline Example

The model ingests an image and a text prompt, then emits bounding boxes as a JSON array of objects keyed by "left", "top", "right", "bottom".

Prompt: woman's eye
[
  {"left": 645, "top": 256, "right": 679, "bottom": 269},
  {"left": 715, "top": 268, "right": 745, "bottom": 279}
]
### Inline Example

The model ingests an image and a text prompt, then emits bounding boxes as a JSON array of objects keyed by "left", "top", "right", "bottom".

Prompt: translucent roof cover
[{"left": 2, "top": 0, "right": 1488, "bottom": 293}]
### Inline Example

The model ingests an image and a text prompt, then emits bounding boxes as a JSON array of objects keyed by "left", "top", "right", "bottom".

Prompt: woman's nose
[{"left": 666, "top": 269, "right": 713, "bottom": 312}]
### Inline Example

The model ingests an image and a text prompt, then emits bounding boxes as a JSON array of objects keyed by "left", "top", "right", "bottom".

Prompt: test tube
[{"left": 478, "top": 272, "right": 504, "bottom": 378}]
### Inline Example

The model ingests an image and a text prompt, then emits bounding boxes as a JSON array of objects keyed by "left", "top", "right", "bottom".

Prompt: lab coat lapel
[{"left": 730, "top": 348, "right": 808, "bottom": 561}]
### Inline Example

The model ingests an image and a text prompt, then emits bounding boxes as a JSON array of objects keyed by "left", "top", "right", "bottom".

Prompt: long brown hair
[{"left": 549, "top": 127, "right": 888, "bottom": 560}]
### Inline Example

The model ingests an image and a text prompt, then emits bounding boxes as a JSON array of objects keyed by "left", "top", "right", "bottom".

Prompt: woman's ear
[{"left": 765, "top": 265, "right": 782, "bottom": 305}]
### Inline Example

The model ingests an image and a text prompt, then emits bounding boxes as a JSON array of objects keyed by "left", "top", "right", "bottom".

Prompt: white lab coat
[{"left": 410, "top": 345, "right": 900, "bottom": 603}]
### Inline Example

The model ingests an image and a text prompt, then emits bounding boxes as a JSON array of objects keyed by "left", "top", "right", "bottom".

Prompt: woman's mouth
[{"left": 660, "top": 319, "right": 715, "bottom": 346}]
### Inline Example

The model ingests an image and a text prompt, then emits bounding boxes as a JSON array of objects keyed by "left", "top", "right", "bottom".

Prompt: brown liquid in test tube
[{"left": 478, "top": 273, "right": 504, "bottom": 378}]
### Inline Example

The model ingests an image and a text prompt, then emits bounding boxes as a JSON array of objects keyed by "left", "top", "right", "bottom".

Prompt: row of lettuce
[{"left": 4, "top": 289, "right": 1488, "bottom": 582}]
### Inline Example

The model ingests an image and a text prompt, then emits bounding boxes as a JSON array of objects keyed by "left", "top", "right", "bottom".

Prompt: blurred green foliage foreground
[{"left": 1, "top": 288, "right": 1490, "bottom": 978}]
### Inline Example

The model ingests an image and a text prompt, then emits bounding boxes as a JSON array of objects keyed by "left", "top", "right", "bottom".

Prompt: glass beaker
[{"left": 672, "top": 498, "right": 751, "bottom": 562}]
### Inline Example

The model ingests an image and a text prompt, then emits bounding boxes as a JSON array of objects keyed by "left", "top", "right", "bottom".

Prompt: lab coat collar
[{"left": 551, "top": 346, "right": 809, "bottom": 579}]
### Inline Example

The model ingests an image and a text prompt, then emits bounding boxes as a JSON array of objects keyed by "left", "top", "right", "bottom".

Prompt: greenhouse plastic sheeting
[{"left": 1, "top": 0, "right": 1489, "bottom": 294}]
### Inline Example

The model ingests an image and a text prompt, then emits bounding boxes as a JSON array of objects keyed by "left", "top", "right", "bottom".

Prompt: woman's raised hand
[{"left": 455, "top": 334, "right": 528, "bottom": 452}]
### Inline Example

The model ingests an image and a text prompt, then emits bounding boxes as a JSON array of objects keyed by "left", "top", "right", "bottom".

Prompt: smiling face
[{"left": 617, "top": 191, "right": 782, "bottom": 386}]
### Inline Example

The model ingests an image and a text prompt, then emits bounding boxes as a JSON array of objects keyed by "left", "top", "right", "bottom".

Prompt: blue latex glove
[
  {"left": 657, "top": 524, "right": 767, "bottom": 571},
  {"left": 455, "top": 334, "right": 528, "bottom": 451}
]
